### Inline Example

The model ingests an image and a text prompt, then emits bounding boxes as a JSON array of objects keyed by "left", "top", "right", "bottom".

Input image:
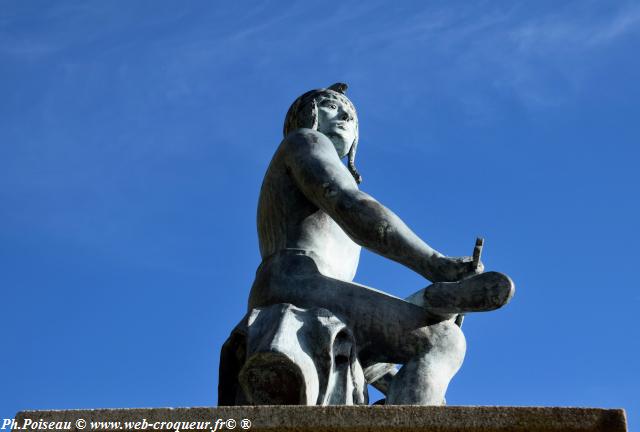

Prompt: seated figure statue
[{"left": 218, "top": 83, "right": 514, "bottom": 406}]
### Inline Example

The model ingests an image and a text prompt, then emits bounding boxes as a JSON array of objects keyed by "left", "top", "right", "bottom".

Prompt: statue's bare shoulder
[
  {"left": 278, "top": 128, "right": 360, "bottom": 208},
  {"left": 258, "top": 128, "right": 361, "bottom": 269}
]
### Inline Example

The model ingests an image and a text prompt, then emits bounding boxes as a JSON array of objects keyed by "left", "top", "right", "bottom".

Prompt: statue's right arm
[{"left": 284, "top": 129, "right": 466, "bottom": 282}]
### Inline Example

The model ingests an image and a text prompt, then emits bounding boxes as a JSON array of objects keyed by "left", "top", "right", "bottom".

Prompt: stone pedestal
[{"left": 14, "top": 406, "right": 627, "bottom": 432}]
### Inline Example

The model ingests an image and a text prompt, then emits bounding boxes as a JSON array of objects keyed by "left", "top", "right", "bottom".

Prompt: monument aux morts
[{"left": 218, "top": 83, "right": 515, "bottom": 406}]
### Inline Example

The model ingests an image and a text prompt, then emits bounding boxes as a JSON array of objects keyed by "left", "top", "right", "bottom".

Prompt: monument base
[{"left": 14, "top": 406, "right": 627, "bottom": 432}]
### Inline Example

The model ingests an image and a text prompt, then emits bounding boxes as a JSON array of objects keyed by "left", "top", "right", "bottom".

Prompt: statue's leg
[
  {"left": 249, "top": 251, "right": 467, "bottom": 404},
  {"left": 249, "top": 252, "right": 438, "bottom": 362},
  {"left": 386, "top": 319, "right": 465, "bottom": 405}
]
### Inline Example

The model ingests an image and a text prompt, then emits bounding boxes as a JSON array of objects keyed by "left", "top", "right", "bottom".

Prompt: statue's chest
[
  {"left": 301, "top": 210, "right": 361, "bottom": 281},
  {"left": 304, "top": 210, "right": 353, "bottom": 243}
]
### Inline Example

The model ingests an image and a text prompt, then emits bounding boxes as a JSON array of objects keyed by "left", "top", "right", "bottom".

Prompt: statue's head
[{"left": 283, "top": 83, "right": 361, "bottom": 183}]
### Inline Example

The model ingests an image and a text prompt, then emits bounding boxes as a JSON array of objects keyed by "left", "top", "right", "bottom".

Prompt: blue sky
[{"left": 1, "top": 0, "right": 639, "bottom": 428}]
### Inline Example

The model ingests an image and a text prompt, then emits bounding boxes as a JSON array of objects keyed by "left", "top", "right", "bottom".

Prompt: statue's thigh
[
  {"left": 280, "top": 274, "right": 446, "bottom": 364},
  {"left": 250, "top": 258, "right": 455, "bottom": 364}
]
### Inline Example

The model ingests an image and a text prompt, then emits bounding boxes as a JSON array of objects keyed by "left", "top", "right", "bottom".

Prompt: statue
[{"left": 218, "top": 83, "right": 514, "bottom": 406}]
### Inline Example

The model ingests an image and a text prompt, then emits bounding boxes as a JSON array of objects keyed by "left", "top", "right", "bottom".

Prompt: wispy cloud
[
  {"left": 333, "top": 2, "right": 640, "bottom": 112},
  {"left": 591, "top": 6, "right": 640, "bottom": 44},
  {"left": 510, "top": 3, "right": 640, "bottom": 51},
  {"left": 0, "top": 34, "right": 62, "bottom": 59}
]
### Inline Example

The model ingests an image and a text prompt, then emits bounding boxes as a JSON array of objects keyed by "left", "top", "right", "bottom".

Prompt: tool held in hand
[
  {"left": 472, "top": 237, "right": 484, "bottom": 271},
  {"left": 455, "top": 237, "right": 485, "bottom": 327}
]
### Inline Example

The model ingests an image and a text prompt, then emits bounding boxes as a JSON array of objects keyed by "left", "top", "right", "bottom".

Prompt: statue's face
[{"left": 316, "top": 95, "right": 357, "bottom": 158}]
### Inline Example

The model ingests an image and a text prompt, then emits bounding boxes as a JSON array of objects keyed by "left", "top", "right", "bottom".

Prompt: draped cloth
[{"left": 218, "top": 303, "right": 368, "bottom": 405}]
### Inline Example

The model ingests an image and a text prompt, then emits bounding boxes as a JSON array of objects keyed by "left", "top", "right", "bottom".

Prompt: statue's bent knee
[
  {"left": 403, "top": 319, "right": 466, "bottom": 361},
  {"left": 386, "top": 321, "right": 466, "bottom": 405},
  {"left": 421, "top": 320, "right": 466, "bottom": 370}
]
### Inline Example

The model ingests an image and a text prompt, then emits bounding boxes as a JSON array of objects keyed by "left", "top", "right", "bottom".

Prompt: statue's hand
[{"left": 431, "top": 255, "right": 484, "bottom": 282}]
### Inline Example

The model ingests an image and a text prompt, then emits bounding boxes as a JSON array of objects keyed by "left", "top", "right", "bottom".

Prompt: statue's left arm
[{"left": 284, "top": 129, "right": 477, "bottom": 282}]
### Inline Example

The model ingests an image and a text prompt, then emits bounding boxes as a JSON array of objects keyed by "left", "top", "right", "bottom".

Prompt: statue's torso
[{"left": 257, "top": 139, "right": 361, "bottom": 282}]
